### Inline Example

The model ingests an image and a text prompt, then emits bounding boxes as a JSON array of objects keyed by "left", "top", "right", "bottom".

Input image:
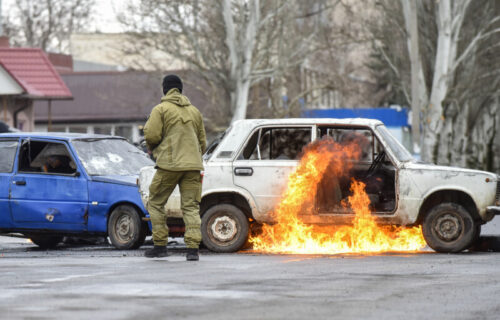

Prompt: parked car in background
[
  {"left": 0, "top": 133, "right": 154, "bottom": 249},
  {"left": 139, "top": 118, "right": 500, "bottom": 253}
]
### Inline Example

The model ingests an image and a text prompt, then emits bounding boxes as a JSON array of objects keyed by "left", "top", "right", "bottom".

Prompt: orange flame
[{"left": 250, "top": 138, "right": 426, "bottom": 254}]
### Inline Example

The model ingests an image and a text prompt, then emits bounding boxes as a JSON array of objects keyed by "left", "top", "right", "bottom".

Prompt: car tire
[
  {"left": 422, "top": 202, "right": 479, "bottom": 253},
  {"left": 108, "top": 205, "right": 147, "bottom": 250},
  {"left": 28, "top": 234, "right": 63, "bottom": 249},
  {"left": 201, "top": 204, "right": 249, "bottom": 253}
]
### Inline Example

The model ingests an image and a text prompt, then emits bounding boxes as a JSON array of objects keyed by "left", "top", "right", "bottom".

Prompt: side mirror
[{"left": 73, "top": 171, "right": 81, "bottom": 177}]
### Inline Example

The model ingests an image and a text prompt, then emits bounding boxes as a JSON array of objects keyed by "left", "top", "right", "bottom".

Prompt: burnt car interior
[
  {"left": 315, "top": 126, "right": 396, "bottom": 214},
  {"left": 18, "top": 140, "right": 77, "bottom": 175}
]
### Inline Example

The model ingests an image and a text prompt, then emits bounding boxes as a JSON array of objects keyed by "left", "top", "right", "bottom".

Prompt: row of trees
[
  {"left": 3, "top": 0, "right": 499, "bottom": 170},
  {"left": 118, "top": 0, "right": 339, "bottom": 125},
  {"left": 2, "top": 0, "right": 94, "bottom": 53},
  {"left": 370, "top": 0, "right": 500, "bottom": 170}
]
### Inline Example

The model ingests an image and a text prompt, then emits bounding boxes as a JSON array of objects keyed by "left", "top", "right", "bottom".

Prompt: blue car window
[
  {"left": 18, "top": 140, "right": 76, "bottom": 175},
  {"left": 0, "top": 140, "right": 18, "bottom": 172}
]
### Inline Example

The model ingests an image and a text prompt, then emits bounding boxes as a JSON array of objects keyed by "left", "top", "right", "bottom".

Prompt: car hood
[
  {"left": 404, "top": 162, "right": 498, "bottom": 180},
  {"left": 91, "top": 175, "right": 138, "bottom": 187}
]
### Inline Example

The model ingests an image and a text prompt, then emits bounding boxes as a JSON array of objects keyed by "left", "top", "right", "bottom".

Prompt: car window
[
  {"left": 317, "top": 127, "right": 374, "bottom": 162},
  {"left": 377, "top": 125, "right": 414, "bottom": 162},
  {"left": 239, "top": 127, "right": 312, "bottom": 160},
  {"left": 18, "top": 140, "right": 76, "bottom": 175},
  {"left": 204, "top": 125, "right": 232, "bottom": 161},
  {"left": 0, "top": 140, "right": 18, "bottom": 173}
]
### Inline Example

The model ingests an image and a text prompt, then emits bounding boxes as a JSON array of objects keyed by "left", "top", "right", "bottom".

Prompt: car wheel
[
  {"left": 28, "top": 234, "right": 63, "bottom": 249},
  {"left": 108, "top": 205, "right": 146, "bottom": 250},
  {"left": 201, "top": 204, "right": 249, "bottom": 253},
  {"left": 422, "top": 202, "right": 479, "bottom": 253}
]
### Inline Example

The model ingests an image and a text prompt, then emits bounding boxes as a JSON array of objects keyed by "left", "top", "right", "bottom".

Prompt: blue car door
[
  {"left": 9, "top": 139, "right": 89, "bottom": 230},
  {"left": 0, "top": 139, "right": 19, "bottom": 228}
]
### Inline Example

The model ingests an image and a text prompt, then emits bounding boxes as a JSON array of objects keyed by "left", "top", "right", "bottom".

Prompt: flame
[{"left": 250, "top": 137, "right": 426, "bottom": 254}]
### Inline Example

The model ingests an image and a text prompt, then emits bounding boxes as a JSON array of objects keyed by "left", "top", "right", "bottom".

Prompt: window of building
[
  {"left": 94, "top": 126, "right": 112, "bottom": 135},
  {"left": 50, "top": 125, "right": 67, "bottom": 133},
  {"left": 68, "top": 126, "right": 88, "bottom": 133},
  {"left": 115, "top": 125, "right": 133, "bottom": 141}
]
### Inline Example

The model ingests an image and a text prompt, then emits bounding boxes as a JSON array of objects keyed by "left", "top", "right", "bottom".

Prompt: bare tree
[
  {"left": 120, "top": 0, "right": 329, "bottom": 124},
  {"left": 369, "top": 0, "right": 500, "bottom": 168},
  {"left": 2, "top": 0, "right": 94, "bottom": 53}
]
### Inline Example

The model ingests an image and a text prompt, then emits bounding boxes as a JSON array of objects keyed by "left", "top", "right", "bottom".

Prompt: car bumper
[{"left": 486, "top": 206, "right": 500, "bottom": 215}]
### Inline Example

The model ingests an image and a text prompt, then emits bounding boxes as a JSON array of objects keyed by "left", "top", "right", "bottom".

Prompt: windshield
[
  {"left": 376, "top": 125, "right": 414, "bottom": 162},
  {"left": 203, "top": 125, "right": 232, "bottom": 161},
  {"left": 73, "top": 138, "right": 154, "bottom": 176}
]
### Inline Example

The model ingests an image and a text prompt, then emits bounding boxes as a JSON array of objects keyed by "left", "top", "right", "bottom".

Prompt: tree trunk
[
  {"left": 232, "top": 79, "right": 251, "bottom": 121},
  {"left": 421, "top": 0, "right": 455, "bottom": 163},
  {"left": 225, "top": 0, "right": 260, "bottom": 123},
  {"left": 401, "top": 0, "right": 428, "bottom": 154}
]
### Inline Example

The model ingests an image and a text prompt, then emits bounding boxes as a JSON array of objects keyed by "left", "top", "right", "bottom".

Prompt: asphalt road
[{"left": 1, "top": 218, "right": 500, "bottom": 320}]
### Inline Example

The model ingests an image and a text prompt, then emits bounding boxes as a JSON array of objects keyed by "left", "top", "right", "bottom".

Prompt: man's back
[{"left": 144, "top": 88, "right": 206, "bottom": 172}]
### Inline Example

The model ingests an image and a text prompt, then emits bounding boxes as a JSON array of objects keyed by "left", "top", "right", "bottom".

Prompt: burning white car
[{"left": 139, "top": 118, "right": 500, "bottom": 253}]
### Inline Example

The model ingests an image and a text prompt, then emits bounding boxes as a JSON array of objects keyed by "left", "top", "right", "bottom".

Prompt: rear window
[
  {"left": 0, "top": 140, "right": 18, "bottom": 173},
  {"left": 239, "top": 127, "right": 312, "bottom": 160}
]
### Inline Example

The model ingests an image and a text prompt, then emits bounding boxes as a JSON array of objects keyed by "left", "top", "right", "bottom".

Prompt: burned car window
[
  {"left": 0, "top": 140, "right": 18, "bottom": 173},
  {"left": 18, "top": 140, "right": 76, "bottom": 175},
  {"left": 240, "top": 127, "right": 311, "bottom": 160},
  {"left": 318, "top": 127, "right": 373, "bottom": 162},
  {"left": 73, "top": 138, "right": 154, "bottom": 176}
]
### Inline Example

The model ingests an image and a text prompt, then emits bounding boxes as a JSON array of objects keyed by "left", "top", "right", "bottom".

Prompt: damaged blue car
[{"left": 0, "top": 133, "right": 154, "bottom": 249}]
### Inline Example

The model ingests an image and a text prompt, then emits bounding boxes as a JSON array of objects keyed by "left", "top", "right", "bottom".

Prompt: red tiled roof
[{"left": 0, "top": 48, "right": 72, "bottom": 99}]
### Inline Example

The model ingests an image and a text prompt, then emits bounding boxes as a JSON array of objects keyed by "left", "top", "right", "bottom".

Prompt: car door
[
  {"left": 9, "top": 139, "right": 89, "bottom": 230},
  {"left": 233, "top": 126, "right": 312, "bottom": 214},
  {"left": 0, "top": 138, "right": 19, "bottom": 228}
]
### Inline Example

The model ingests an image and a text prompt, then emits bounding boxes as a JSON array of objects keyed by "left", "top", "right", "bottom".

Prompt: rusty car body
[
  {"left": 0, "top": 132, "right": 154, "bottom": 249},
  {"left": 139, "top": 118, "right": 500, "bottom": 253}
]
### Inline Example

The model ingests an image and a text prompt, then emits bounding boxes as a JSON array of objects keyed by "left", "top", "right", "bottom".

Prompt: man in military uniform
[{"left": 143, "top": 74, "right": 206, "bottom": 261}]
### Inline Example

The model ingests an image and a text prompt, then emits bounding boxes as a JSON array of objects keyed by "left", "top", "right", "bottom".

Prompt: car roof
[
  {"left": 232, "top": 118, "right": 384, "bottom": 127},
  {"left": 0, "top": 132, "right": 125, "bottom": 141}
]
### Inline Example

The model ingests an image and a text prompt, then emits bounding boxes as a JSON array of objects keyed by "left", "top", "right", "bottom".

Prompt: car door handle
[
  {"left": 234, "top": 167, "right": 253, "bottom": 176},
  {"left": 13, "top": 180, "right": 26, "bottom": 186}
]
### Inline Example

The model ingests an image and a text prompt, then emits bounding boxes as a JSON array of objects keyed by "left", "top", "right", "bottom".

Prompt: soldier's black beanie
[{"left": 163, "top": 74, "right": 183, "bottom": 94}]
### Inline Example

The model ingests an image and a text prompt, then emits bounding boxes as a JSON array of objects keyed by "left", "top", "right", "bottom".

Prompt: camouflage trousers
[{"left": 147, "top": 169, "right": 202, "bottom": 248}]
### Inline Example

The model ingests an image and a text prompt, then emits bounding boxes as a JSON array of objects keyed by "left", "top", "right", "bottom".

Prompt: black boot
[
  {"left": 186, "top": 248, "right": 199, "bottom": 261},
  {"left": 144, "top": 245, "right": 168, "bottom": 258}
]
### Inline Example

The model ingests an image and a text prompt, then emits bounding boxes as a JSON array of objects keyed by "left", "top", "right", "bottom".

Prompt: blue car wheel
[{"left": 107, "top": 205, "right": 146, "bottom": 250}]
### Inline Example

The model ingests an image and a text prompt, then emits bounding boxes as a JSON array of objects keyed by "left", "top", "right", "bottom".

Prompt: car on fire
[
  {"left": 139, "top": 118, "right": 500, "bottom": 253},
  {"left": 0, "top": 132, "right": 154, "bottom": 249}
]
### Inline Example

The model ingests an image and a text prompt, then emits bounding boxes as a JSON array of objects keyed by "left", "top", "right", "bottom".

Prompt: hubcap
[
  {"left": 211, "top": 216, "right": 238, "bottom": 242},
  {"left": 116, "top": 214, "right": 134, "bottom": 242},
  {"left": 434, "top": 213, "right": 462, "bottom": 242}
]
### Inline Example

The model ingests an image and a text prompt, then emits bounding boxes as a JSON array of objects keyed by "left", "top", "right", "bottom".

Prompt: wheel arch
[
  {"left": 417, "top": 189, "right": 480, "bottom": 224},
  {"left": 200, "top": 191, "right": 254, "bottom": 220},
  {"left": 106, "top": 201, "right": 148, "bottom": 230}
]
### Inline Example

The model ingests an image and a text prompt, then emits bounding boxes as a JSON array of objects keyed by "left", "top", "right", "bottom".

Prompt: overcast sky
[{"left": 2, "top": 0, "right": 128, "bottom": 33}]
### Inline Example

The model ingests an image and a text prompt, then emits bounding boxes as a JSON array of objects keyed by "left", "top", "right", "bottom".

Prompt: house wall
[{"left": 1, "top": 97, "right": 34, "bottom": 131}]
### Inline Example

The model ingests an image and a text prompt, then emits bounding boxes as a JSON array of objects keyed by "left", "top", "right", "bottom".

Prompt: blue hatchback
[{"left": 0, "top": 133, "right": 154, "bottom": 249}]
